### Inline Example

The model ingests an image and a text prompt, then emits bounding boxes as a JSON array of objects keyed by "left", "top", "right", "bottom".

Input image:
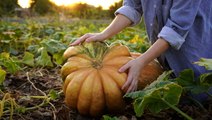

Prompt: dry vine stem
[
  {"left": 0, "top": 92, "right": 19, "bottom": 120},
  {"left": 26, "top": 72, "right": 57, "bottom": 120},
  {"left": 26, "top": 72, "right": 46, "bottom": 96}
]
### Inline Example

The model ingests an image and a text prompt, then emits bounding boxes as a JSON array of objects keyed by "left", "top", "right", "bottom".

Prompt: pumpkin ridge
[
  {"left": 63, "top": 70, "right": 78, "bottom": 94},
  {"left": 101, "top": 68, "right": 120, "bottom": 89},
  {"left": 103, "top": 45, "right": 131, "bottom": 62},
  {"left": 65, "top": 68, "right": 92, "bottom": 108},
  {"left": 64, "top": 68, "right": 92, "bottom": 92},
  {"left": 89, "top": 70, "right": 105, "bottom": 116},
  {"left": 98, "top": 70, "right": 125, "bottom": 111},
  {"left": 97, "top": 70, "right": 105, "bottom": 101},
  {"left": 88, "top": 70, "right": 95, "bottom": 115},
  {"left": 102, "top": 67, "right": 126, "bottom": 90},
  {"left": 98, "top": 71, "right": 110, "bottom": 110},
  {"left": 61, "top": 60, "right": 91, "bottom": 80},
  {"left": 98, "top": 70, "right": 106, "bottom": 106},
  {"left": 77, "top": 69, "right": 96, "bottom": 114},
  {"left": 103, "top": 56, "right": 132, "bottom": 69},
  {"left": 67, "top": 54, "right": 92, "bottom": 62}
]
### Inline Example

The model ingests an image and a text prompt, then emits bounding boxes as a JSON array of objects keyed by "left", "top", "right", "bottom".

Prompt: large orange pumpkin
[{"left": 61, "top": 42, "right": 163, "bottom": 116}]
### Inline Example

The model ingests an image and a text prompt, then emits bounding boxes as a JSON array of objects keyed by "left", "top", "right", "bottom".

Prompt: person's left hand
[{"left": 119, "top": 58, "right": 145, "bottom": 93}]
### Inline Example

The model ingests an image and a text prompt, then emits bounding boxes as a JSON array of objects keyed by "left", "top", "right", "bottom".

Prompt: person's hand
[
  {"left": 119, "top": 58, "right": 145, "bottom": 93},
  {"left": 70, "top": 14, "right": 132, "bottom": 46},
  {"left": 70, "top": 33, "right": 107, "bottom": 46}
]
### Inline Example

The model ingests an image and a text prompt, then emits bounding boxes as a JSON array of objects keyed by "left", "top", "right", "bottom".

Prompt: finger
[
  {"left": 70, "top": 38, "right": 83, "bottom": 46},
  {"left": 126, "top": 79, "right": 137, "bottom": 93},
  {"left": 122, "top": 73, "right": 132, "bottom": 90},
  {"left": 85, "top": 36, "right": 96, "bottom": 42},
  {"left": 132, "top": 83, "right": 138, "bottom": 92},
  {"left": 70, "top": 34, "right": 90, "bottom": 45},
  {"left": 119, "top": 62, "right": 130, "bottom": 73}
]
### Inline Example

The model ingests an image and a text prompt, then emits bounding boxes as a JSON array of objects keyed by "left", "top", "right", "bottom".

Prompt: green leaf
[
  {"left": 35, "top": 48, "right": 53, "bottom": 67},
  {"left": 199, "top": 73, "right": 212, "bottom": 84},
  {"left": 194, "top": 58, "right": 212, "bottom": 70},
  {"left": 48, "top": 89, "right": 59, "bottom": 100},
  {"left": 176, "top": 69, "right": 212, "bottom": 94},
  {"left": 133, "top": 98, "right": 144, "bottom": 116},
  {"left": 0, "top": 67, "right": 6, "bottom": 85},
  {"left": 188, "top": 85, "right": 209, "bottom": 94},
  {"left": 198, "top": 73, "right": 212, "bottom": 93},
  {"left": 53, "top": 32, "right": 65, "bottom": 40},
  {"left": 45, "top": 28, "right": 55, "bottom": 35},
  {"left": 156, "top": 70, "right": 173, "bottom": 81},
  {"left": 124, "top": 90, "right": 146, "bottom": 99},
  {"left": 5, "top": 57, "right": 21, "bottom": 74},
  {"left": 126, "top": 70, "right": 182, "bottom": 117},
  {"left": 175, "top": 69, "right": 195, "bottom": 87},
  {"left": 102, "top": 115, "right": 119, "bottom": 120},
  {"left": 0, "top": 53, "right": 21, "bottom": 74},
  {"left": 27, "top": 45, "right": 40, "bottom": 54},
  {"left": 0, "top": 52, "right": 10, "bottom": 59},
  {"left": 132, "top": 83, "right": 182, "bottom": 117},
  {"left": 22, "top": 52, "right": 34, "bottom": 67},
  {"left": 41, "top": 39, "right": 67, "bottom": 55},
  {"left": 53, "top": 52, "right": 65, "bottom": 65},
  {"left": 9, "top": 47, "right": 19, "bottom": 55},
  {"left": 144, "top": 70, "right": 173, "bottom": 90},
  {"left": 125, "top": 71, "right": 173, "bottom": 99}
]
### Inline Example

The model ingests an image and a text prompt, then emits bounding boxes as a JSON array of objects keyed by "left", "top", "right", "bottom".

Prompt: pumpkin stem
[
  {"left": 81, "top": 42, "right": 109, "bottom": 69},
  {"left": 91, "top": 59, "right": 102, "bottom": 69}
]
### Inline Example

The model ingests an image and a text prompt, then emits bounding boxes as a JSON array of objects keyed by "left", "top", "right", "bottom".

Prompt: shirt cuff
[
  {"left": 158, "top": 26, "right": 187, "bottom": 50},
  {"left": 115, "top": 6, "right": 141, "bottom": 26}
]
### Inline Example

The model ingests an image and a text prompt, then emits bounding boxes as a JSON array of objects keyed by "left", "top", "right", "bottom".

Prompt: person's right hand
[{"left": 70, "top": 33, "right": 107, "bottom": 46}]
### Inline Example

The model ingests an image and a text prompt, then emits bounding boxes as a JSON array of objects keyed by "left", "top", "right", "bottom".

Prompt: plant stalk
[{"left": 161, "top": 98, "right": 193, "bottom": 120}]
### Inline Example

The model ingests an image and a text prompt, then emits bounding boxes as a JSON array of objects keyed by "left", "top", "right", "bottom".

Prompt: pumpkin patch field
[{"left": 0, "top": 18, "right": 212, "bottom": 120}]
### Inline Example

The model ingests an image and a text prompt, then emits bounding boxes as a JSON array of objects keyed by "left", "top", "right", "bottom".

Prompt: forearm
[
  {"left": 137, "top": 38, "right": 170, "bottom": 65},
  {"left": 101, "top": 14, "right": 132, "bottom": 39}
]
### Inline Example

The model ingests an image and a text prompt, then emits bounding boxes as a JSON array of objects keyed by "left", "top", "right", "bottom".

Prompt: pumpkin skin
[{"left": 61, "top": 42, "right": 163, "bottom": 116}]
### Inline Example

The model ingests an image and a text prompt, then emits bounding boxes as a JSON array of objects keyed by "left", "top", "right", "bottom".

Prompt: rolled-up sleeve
[
  {"left": 158, "top": 0, "right": 202, "bottom": 50},
  {"left": 115, "top": 0, "right": 143, "bottom": 26}
]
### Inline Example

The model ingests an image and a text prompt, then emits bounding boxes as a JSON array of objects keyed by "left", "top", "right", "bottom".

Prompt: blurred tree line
[
  {"left": 0, "top": 0, "right": 123, "bottom": 19},
  {"left": 0, "top": 0, "right": 19, "bottom": 16}
]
